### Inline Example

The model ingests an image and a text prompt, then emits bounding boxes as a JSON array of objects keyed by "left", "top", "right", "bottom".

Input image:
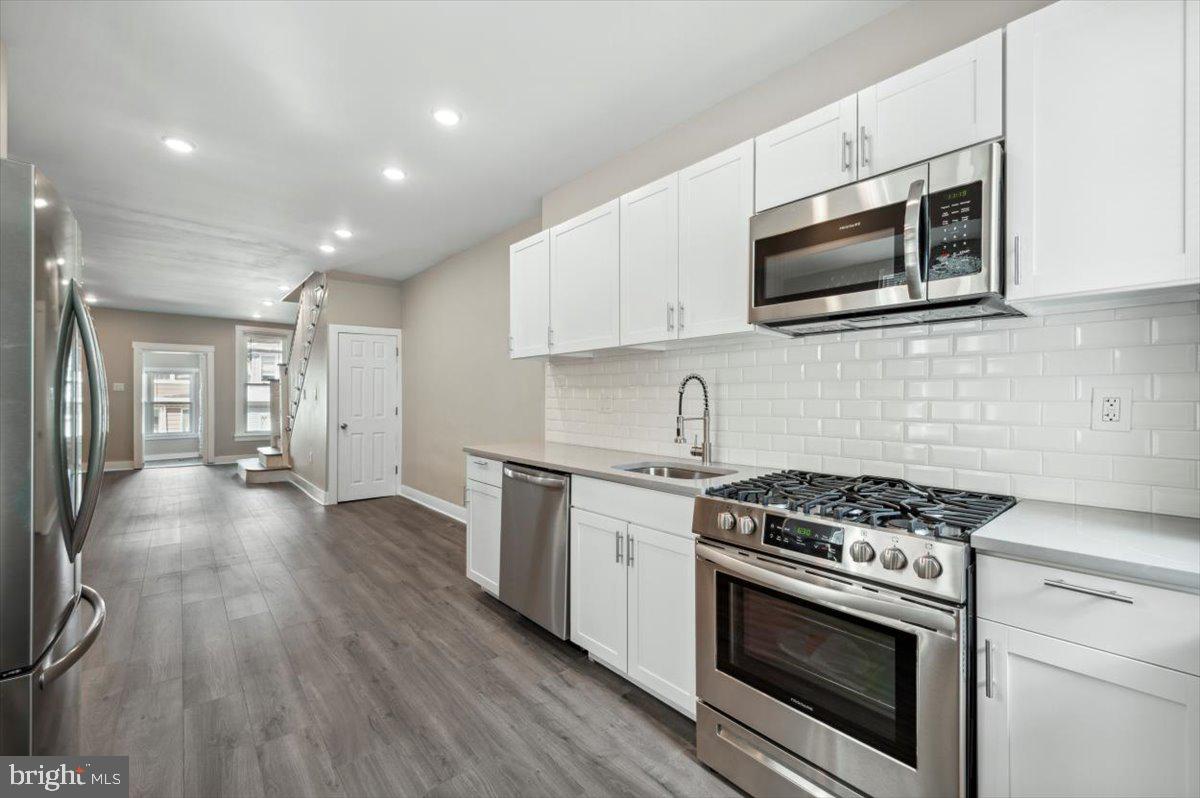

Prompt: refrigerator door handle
[
  {"left": 38, "top": 585, "right": 105, "bottom": 688},
  {"left": 53, "top": 281, "right": 108, "bottom": 561}
]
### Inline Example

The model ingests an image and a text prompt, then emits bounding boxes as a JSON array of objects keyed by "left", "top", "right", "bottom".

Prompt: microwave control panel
[
  {"left": 762, "top": 515, "right": 844, "bottom": 563},
  {"left": 928, "top": 180, "right": 983, "bottom": 280}
]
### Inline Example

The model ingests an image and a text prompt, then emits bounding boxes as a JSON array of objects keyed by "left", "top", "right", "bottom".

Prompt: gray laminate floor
[{"left": 77, "top": 464, "right": 739, "bottom": 798}]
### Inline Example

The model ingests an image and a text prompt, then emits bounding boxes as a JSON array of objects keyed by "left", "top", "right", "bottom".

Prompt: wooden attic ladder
[{"left": 237, "top": 272, "right": 327, "bottom": 485}]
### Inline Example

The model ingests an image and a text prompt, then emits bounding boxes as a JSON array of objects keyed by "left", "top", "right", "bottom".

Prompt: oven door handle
[
  {"left": 696, "top": 543, "right": 957, "bottom": 636},
  {"left": 902, "top": 178, "right": 926, "bottom": 301}
]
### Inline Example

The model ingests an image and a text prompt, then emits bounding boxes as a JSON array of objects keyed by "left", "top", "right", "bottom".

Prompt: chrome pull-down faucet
[{"left": 675, "top": 373, "right": 711, "bottom": 465}]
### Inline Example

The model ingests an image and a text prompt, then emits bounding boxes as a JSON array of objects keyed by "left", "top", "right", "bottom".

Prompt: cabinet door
[
  {"left": 549, "top": 199, "right": 620, "bottom": 354},
  {"left": 465, "top": 480, "right": 501, "bottom": 596},
  {"left": 569, "top": 508, "right": 628, "bottom": 671},
  {"left": 978, "top": 619, "right": 1200, "bottom": 798},
  {"left": 509, "top": 230, "right": 549, "bottom": 358},
  {"left": 1006, "top": 0, "right": 1199, "bottom": 303},
  {"left": 755, "top": 95, "right": 858, "bottom": 212},
  {"left": 678, "top": 140, "right": 755, "bottom": 339},
  {"left": 858, "top": 29, "right": 1002, "bottom": 178},
  {"left": 620, "top": 174, "right": 679, "bottom": 346},
  {"left": 627, "top": 525, "right": 695, "bottom": 718}
]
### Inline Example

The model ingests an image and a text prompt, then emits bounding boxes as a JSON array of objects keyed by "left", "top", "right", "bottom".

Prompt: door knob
[{"left": 339, "top": 422, "right": 348, "bottom": 430}]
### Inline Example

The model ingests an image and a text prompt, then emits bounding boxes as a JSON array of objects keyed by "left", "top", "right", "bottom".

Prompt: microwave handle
[{"left": 902, "top": 178, "right": 925, "bottom": 300}]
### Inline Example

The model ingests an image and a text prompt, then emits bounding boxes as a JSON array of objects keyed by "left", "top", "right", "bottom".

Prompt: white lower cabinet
[
  {"left": 569, "top": 507, "right": 696, "bottom": 718},
  {"left": 978, "top": 619, "right": 1200, "bottom": 798},
  {"left": 465, "top": 479, "right": 501, "bottom": 596}
]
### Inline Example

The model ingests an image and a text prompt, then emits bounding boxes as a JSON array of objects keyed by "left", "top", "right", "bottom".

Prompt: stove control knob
[
  {"left": 717, "top": 512, "right": 736, "bottom": 531},
  {"left": 737, "top": 516, "right": 757, "bottom": 536},
  {"left": 914, "top": 554, "right": 943, "bottom": 580},
  {"left": 849, "top": 540, "right": 875, "bottom": 563},
  {"left": 880, "top": 546, "right": 908, "bottom": 571}
]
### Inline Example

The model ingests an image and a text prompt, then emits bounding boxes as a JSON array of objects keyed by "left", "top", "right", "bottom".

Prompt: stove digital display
[{"left": 762, "top": 515, "right": 844, "bottom": 562}]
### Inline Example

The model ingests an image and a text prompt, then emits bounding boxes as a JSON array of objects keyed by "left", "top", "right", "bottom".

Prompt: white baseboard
[
  {"left": 211, "top": 454, "right": 245, "bottom": 465},
  {"left": 400, "top": 484, "right": 467, "bottom": 523},
  {"left": 103, "top": 460, "right": 134, "bottom": 472},
  {"left": 288, "top": 470, "right": 331, "bottom": 505},
  {"left": 143, "top": 451, "right": 201, "bottom": 462}
]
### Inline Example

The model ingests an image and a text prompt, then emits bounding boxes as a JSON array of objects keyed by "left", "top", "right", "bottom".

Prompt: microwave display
[{"left": 928, "top": 180, "right": 983, "bottom": 281}]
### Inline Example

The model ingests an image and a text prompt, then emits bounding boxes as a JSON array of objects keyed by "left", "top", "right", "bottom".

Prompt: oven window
[
  {"left": 715, "top": 572, "right": 918, "bottom": 767},
  {"left": 754, "top": 201, "right": 915, "bottom": 306}
]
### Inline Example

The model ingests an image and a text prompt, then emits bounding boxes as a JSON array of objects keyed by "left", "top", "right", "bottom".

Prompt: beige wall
[
  {"left": 398, "top": 217, "right": 546, "bottom": 506},
  {"left": 541, "top": 0, "right": 1048, "bottom": 227},
  {"left": 91, "top": 307, "right": 291, "bottom": 465},
  {"left": 288, "top": 274, "right": 405, "bottom": 491}
]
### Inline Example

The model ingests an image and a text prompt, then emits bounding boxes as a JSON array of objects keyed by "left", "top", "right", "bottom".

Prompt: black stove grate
[{"left": 705, "top": 470, "right": 1015, "bottom": 540}]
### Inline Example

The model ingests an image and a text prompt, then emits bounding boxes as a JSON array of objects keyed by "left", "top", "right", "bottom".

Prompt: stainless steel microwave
[{"left": 749, "top": 140, "right": 1017, "bottom": 335}]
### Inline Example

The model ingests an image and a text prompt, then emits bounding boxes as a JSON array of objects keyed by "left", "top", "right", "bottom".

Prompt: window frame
[
  {"left": 143, "top": 367, "right": 200, "bottom": 440},
  {"left": 234, "top": 325, "right": 291, "bottom": 441}
]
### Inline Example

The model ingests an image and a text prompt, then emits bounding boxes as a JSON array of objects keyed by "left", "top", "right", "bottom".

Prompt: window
[
  {"left": 144, "top": 370, "right": 198, "bottom": 438},
  {"left": 235, "top": 326, "right": 290, "bottom": 439}
]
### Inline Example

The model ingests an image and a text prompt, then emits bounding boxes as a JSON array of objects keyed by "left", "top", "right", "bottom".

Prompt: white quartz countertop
[
  {"left": 972, "top": 499, "right": 1200, "bottom": 592},
  {"left": 463, "top": 441, "right": 766, "bottom": 498}
]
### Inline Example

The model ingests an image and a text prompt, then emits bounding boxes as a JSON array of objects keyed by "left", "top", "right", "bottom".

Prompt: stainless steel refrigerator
[{"left": 1, "top": 158, "right": 108, "bottom": 755}]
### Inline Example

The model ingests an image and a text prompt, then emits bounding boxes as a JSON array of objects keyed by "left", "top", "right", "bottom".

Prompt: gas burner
[{"left": 705, "top": 470, "right": 1015, "bottom": 539}]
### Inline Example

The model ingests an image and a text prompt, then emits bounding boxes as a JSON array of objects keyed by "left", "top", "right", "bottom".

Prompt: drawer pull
[
  {"left": 1043, "top": 578, "right": 1133, "bottom": 604},
  {"left": 472, "top": 459, "right": 489, "bottom": 467}
]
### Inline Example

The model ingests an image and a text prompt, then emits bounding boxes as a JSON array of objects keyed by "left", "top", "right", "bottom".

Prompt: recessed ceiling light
[
  {"left": 56, "top": 257, "right": 65, "bottom": 266},
  {"left": 318, "top": 243, "right": 336, "bottom": 254},
  {"left": 60, "top": 278, "right": 69, "bottom": 286},
  {"left": 84, "top": 294, "right": 97, "bottom": 304},
  {"left": 382, "top": 166, "right": 406, "bottom": 182},
  {"left": 334, "top": 228, "right": 352, "bottom": 239},
  {"left": 261, "top": 300, "right": 274, "bottom": 307},
  {"left": 34, "top": 197, "right": 49, "bottom": 209},
  {"left": 432, "top": 108, "right": 461, "bottom": 127},
  {"left": 161, "top": 136, "right": 196, "bottom": 154},
  {"left": 252, "top": 312, "right": 262, "bottom": 319},
  {"left": 278, "top": 283, "right": 290, "bottom": 292}
]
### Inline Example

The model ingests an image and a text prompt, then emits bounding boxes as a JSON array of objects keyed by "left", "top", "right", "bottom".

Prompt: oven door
[
  {"left": 749, "top": 163, "right": 929, "bottom": 326},
  {"left": 696, "top": 542, "right": 965, "bottom": 798}
]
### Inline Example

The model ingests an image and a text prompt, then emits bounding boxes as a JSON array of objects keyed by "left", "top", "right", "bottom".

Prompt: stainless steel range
[{"left": 692, "top": 470, "right": 1015, "bottom": 798}]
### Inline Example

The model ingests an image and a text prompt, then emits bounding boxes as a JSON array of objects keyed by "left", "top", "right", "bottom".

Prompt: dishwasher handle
[{"left": 503, "top": 465, "right": 568, "bottom": 490}]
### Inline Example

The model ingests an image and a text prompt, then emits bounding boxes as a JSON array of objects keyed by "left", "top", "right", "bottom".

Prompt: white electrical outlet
[
  {"left": 1091, "top": 388, "right": 1132, "bottom": 431},
  {"left": 112, "top": 382, "right": 125, "bottom": 392}
]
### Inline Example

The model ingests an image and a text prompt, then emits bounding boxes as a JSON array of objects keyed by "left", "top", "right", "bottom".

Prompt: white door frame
[
  {"left": 326, "top": 324, "right": 402, "bottom": 504},
  {"left": 132, "top": 342, "right": 216, "bottom": 469}
]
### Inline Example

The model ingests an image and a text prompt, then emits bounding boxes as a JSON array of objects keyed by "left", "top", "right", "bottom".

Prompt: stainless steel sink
[{"left": 614, "top": 461, "right": 736, "bottom": 480}]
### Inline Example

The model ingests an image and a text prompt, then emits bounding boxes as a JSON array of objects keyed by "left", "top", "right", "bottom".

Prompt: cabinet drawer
[
  {"left": 978, "top": 554, "right": 1200, "bottom": 675},
  {"left": 572, "top": 476, "right": 694, "bottom": 539},
  {"left": 464, "top": 455, "right": 502, "bottom": 488}
]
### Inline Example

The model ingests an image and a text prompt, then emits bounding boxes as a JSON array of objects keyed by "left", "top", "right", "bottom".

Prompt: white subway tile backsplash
[{"left": 548, "top": 303, "right": 1199, "bottom": 516}]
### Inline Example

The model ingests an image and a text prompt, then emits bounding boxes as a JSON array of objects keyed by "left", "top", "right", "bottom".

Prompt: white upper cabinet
[
  {"left": 1006, "top": 0, "right": 1199, "bottom": 307},
  {"left": 858, "top": 29, "right": 1003, "bottom": 178},
  {"left": 755, "top": 95, "right": 858, "bottom": 212},
  {"left": 508, "top": 230, "right": 550, "bottom": 358},
  {"left": 549, "top": 199, "right": 620, "bottom": 354},
  {"left": 620, "top": 174, "right": 679, "bottom": 345},
  {"left": 678, "top": 140, "right": 755, "bottom": 339}
]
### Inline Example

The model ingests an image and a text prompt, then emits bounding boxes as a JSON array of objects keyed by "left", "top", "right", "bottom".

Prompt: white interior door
[{"left": 337, "top": 332, "right": 398, "bottom": 502}]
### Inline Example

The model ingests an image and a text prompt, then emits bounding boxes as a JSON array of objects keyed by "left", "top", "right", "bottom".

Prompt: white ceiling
[{"left": 1, "top": 0, "right": 899, "bottom": 322}]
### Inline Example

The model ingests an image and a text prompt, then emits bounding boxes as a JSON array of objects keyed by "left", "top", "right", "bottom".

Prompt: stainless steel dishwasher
[{"left": 499, "top": 463, "right": 571, "bottom": 639}]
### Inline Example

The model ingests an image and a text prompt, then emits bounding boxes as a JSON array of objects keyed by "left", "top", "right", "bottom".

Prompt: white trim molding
[
  {"left": 131, "top": 342, "right": 216, "bottom": 470},
  {"left": 103, "top": 460, "right": 135, "bottom": 472},
  {"left": 400, "top": 484, "right": 466, "bottom": 524},
  {"left": 143, "top": 451, "right": 201, "bottom": 462},
  {"left": 211, "top": 454, "right": 245, "bottom": 465},
  {"left": 326, "top": 324, "right": 403, "bottom": 505},
  {"left": 234, "top": 324, "right": 291, "bottom": 440},
  {"left": 288, "top": 470, "right": 332, "bottom": 505}
]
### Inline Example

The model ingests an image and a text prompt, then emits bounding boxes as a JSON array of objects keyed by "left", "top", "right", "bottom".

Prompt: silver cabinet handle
[
  {"left": 859, "top": 126, "right": 870, "bottom": 167},
  {"left": 1043, "top": 578, "right": 1133, "bottom": 604},
  {"left": 627, "top": 534, "right": 634, "bottom": 567},
  {"left": 841, "top": 131, "right": 852, "bottom": 171},
  {"left": 508, "top": 335, "right": 513, "bottom": 355},
  {"left": 714, "top": 722, "right": 834, "bottom": 798},
  {"left": 984, "top": 639, "right": 994, "bottom": 699},
  {"left": 615, "top": 531, "right": 623, "bottom": 564},
  {"left": 40, "top": 585, "right": 105, "bottom": 687},
  {"left": 53, "top": 280, "right": 108, "bottom": 561},
  {"left": 1013, "top": 235, "right": 1021, "bottom": 286},
  {"left": 667, "top": 303, "right": 675, "bottom": 332},
  {"left": 472, "top": 459, "right": 489, "bottom": 467},
  {"left": 902, "top": 179, "right": 926, "bottom": 301},
  {"left": 677, "top": 303, "right": 685, "bottom": 330}
]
